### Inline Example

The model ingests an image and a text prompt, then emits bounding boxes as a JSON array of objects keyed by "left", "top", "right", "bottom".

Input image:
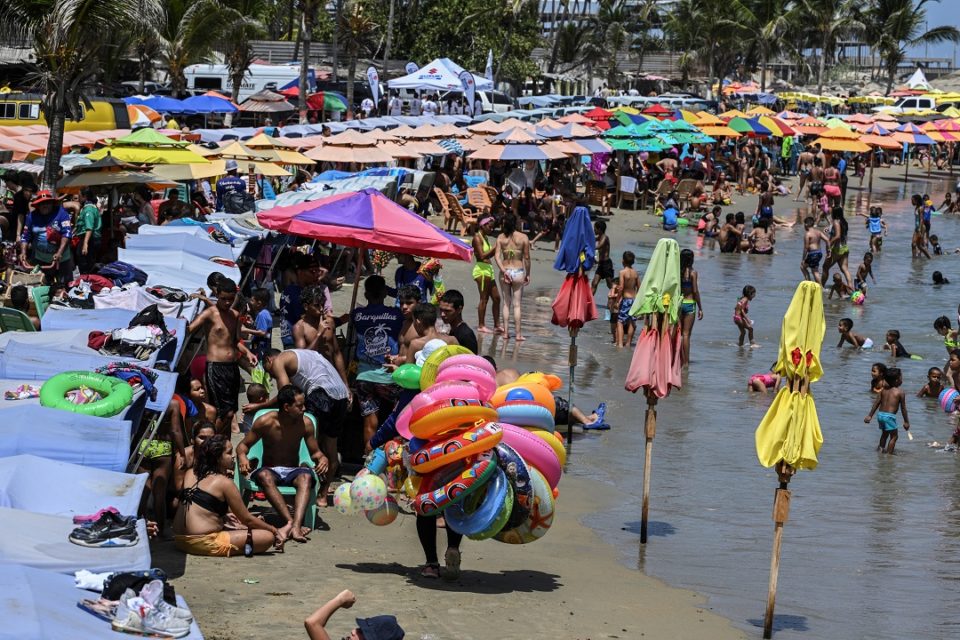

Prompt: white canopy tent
[
  {"left": 387, "top": 58, "right": 493, "bottom": 92},
  {"left": 905, "top": 67, "right": 931, "bottom": 91}
]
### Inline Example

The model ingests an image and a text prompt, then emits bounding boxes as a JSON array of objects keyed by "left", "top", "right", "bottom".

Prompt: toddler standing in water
[
  {"left": 733, "top": 285, "right": 757, "bottom": 347},
  {"left": 864, "top": 367, "right": 910, "bottom": 453}
]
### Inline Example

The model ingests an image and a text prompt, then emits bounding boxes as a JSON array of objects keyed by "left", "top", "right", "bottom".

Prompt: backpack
[
  {"left": 223, "top": 190, "right": 256, "bottom": 214},
  {"left": 98, "top": 261, "right": 148, "bottom": 287},
  {"left": 128, "top": 303, "right": 169, "bottom": 338}
]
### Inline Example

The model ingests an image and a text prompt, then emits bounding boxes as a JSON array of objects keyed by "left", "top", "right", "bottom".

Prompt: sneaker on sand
[
  {"left": 140, "top": 579, "right": 193, "bottom": 622},
  {"left": 69, "top": 512, "right": 138, "bottom": 547},
  {"left": 112, "top": 589, "right": 191, "bottom": 638}
]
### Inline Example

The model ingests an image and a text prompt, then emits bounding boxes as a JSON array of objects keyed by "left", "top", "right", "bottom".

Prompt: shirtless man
[
  {"left": 292, "top": 284, "right": 349, "bottom": 390},
  {"left": 246, "top": 350, "right": 349, "bottom": 507},
  {"left": 237, "top": 385, "right": 328, "bottom": 542},
  {"left": 187, "top": 277, "right": 256, "bottom": 435},
  {"left": 795, "top": 146, "right": 815, "bottom": 202},
  {"left": 801, "top": 216, "right": 831, "bottom": 282},
  {"left": 406, "top": 303, "right": 458, "bottom": 360},
  {"left": 391, "top": 285, "right": 423, "bottom": 366},
  {"left": 718, "top": 213, "right": 741, "bottom": 253},
  {"left": 591, "top": 220, "right": 614, "bottom": 294}
]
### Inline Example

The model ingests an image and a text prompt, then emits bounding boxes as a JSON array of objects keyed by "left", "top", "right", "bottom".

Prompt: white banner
[
  {"left": 485, "top": 50, "right": 494, "bottom": 82},
  {"left": 366, "top": 66, "right": 380, "bottom": 106},
  {"left": 405, "top": 62, "right": 419, "bottom": 75},
  {"left": 459, "top": 70, "right": 476, "bottom": 113}
]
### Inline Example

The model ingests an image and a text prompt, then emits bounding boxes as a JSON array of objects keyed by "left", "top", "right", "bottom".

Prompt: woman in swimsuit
[
  {"left": 494, "top": 216, "right": 531, "bottom": 341},
  {"left": 821, "top": 206, "right": 852, "bottom": 287},
  {"left": 823, "top": 157, "right": 842, "bottom": 207},
  {"left": 471, "top": 217, "right": 501, "bottom": 334},
  {"left": 173, "top": 435, "right": 285, "bottom": 556},
  {"left": 173, "top": 421, "right": 216, "bottom": 512},
  {"left": 748, "top": 217, "right": 776, "bottom": 254},
  {"left": 679, "top": 249, "right": 703, "bottom": 366}
]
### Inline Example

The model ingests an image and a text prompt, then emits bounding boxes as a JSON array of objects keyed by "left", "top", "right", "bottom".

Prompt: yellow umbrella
[
  {"left": 693, "top": 112, "right": 725, "bottom": 126},
  {"left": 811, "top": 136, "right": 871, "bottom": 153},
  {"left": 612, "top": 106, "right": 641, "bottom": 115},
  {"left": 151, "top": 159, "right": 291, "bottom": 181},
  {"left": 698, "top": 125, "right": 742, "bottom": 138},
  {"left": 86, "top": 145, "right": 209, "bottom": 164},
  {"left": 755, "top": 280, "right": 824, "bottom": 640},
  {"left": 746, "top": 106, "right": 775, "bottom": 116},
  {"left": 941, "top": 106, "right": 960, "bottom": 118},
  {"left": 719, "top": 108, "right": 748, "bottom": 119},
  {"left": 241, "top": 133, "right": 315, "bottom": 165}
]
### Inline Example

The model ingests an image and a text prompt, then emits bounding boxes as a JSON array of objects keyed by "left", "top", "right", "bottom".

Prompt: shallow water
[{"left": 483, "top": 171, "right": 960, "bottom": 639}]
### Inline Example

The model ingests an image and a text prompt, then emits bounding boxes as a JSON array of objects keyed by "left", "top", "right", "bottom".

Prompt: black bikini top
[{"left": 180, "top": 481, "right": 229, "bottom": 517}]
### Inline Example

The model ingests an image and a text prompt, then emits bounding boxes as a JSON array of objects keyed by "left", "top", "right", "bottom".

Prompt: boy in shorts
[
  {"left": 864, "top": 367, "right": 910, "bottom": 453},
  {"left": 616, "top": 251, "right": 639, "bottom": 348}
]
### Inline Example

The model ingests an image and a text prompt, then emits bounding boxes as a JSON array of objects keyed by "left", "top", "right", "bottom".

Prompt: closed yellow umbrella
[{"left": 755, "top": 281, "right": 825, "bottom": 639}]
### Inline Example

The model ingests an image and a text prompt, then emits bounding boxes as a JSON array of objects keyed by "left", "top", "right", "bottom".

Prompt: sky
[{"left": 909, "top": 1, "right": 959, "bottom": 64}]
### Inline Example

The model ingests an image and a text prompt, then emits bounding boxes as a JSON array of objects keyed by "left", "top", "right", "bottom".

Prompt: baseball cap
[
  {"left": 356, "top": 615, "right": 404, "bottom": 640},
  {"left": 225, "top": 159, "right": 238, "bottom": 172}
]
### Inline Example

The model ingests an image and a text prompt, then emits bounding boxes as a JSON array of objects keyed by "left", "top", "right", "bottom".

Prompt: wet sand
[{"left": 156, "top": 161, "right": 944, "bottom": 639}]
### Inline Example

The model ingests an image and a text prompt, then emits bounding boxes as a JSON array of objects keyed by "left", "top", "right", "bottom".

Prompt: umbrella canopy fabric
[
  {"left": 305, "top": 144, "right": 394, "bottom": 164},
  {"left": 180, "top": 94, "right": 238, "bottom": 114},
  {"left": 57, "top": 169, "right": 176, "bottom": 192},
  {"left": 551, "top": 273, "right": 598, "bottom": 330},
  {"left": 86, "top": 144, "right": 209, "bottom": 165},
  {"left": 727, "top": 117, "right": 773, "bottom": 137},
  {"left": 755, "top": 281, "right": 825, "bottom": 470},
  {"left": 554, "top": 204, "right": 596, "bottom": 273},
  {"left": 124, "top": 95, "right": 184, "bottom": 113},
  {"left": 811, "top": 136, "right": 871, "bottom": 153},
  {"left": 386, "top": 58, "right": 493, "bottom": 92},
  {"left": 257, "top": 188, "right": 472, "bottom": 260},
  {"left": 127, "top": 104, "right": 162, "bottom": 128},
  {"left": 240, "top": 90, "right": 295, "bottom": 112},
  {"left": 468, "top": 143, "right": 566, "bottom": 161}
]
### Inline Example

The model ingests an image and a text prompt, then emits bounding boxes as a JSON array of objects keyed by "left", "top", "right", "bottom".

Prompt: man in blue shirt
[
  {"left": 352, "top": 275, "right": 404, "bottom": 374},
  {"left": 392, "top": 253, "right": 433, "bottom": 304},
  {"left": 19, "top": 190, "right": 74, "bottom": 284},
  {"left": 215, "top": 160, "right": 246, "bottom": 211}
]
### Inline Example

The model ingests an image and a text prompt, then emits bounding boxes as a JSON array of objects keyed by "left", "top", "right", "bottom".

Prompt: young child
[
  {"left": 934, "top": 316, "right": 959, "bottom": 358},
  {"left": 870, "top": 362, "right": 888, "bottom": 394},
  {"left": 191, "top": 271, "right": 225, "bottom": 308},
  {"left": 930, "top": 234, "right": 943, "bottom": 255},
  {"left": 606, "top": 283, "right": 621, "bottom": 344},
  {"left": 864, "top": 206, "right": 886, "bottom": 253},
  {"left": 801, "top": 216, "right": 831, "bottom": 282},
  {"left": 616, "top": 251, "right": 639, "bottom": 348},
  {"left": 882, "top": 329, "right": 911, "bottom": 358},
  {"left": 9, "top": 284, "right": 40, "bottom": 330},
  {"left": 748, "top": 365, "right": 781, "bottom": 393},
  {"left": 933, "top": 271, "right": 950, "bottom": 285},
  {"left": 734, "top": 285, "right": 757, "bottom": 347},
  {"left": 854, "top": 252, "right": 875, "bottom": 292},
  {"left": 837, "top": 318, "right": 873, "bottom": 349},
  {"left": 241, "top": 383, "right": 269, "bottom": 433},
  {"left": 917, "top": 367, "right": 944, "bottom": 398},
  {"left": 828, "top": 273, "right": 854, "bottom": 299},
  {"left": 243, "top": 288, "right": 273, "bottom": 361},
  {"left": 864, "top": 367, "right": 910, "bottom": 453}
]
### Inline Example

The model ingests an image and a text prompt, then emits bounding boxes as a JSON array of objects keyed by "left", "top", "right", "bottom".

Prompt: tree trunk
[
  {"left": 287, "top": 0, "right": 296, "bottom": 40},
  {"left": 885, "top": 64, "right": 895, "bottom": 96},
  {"left": 332, "top": 0, "right": 344, "bottom": 83},
  {"left": 138, "top": 43, "right": 147, "bottom": 94},
  {"left": 225, "top": 70, "right": 243, "bottom": 127},
  {"left": 299, "top": 2, "right": 314, "bottom": 123},
  {"left": 707, "top": 45, "right": 715, "bottom": 99},
  {"left": 816, "top": 31, "right": 828, "bottom": 96},
  {"left": 382, "top": 0, "right": 395, "bottom": 77},
  {"left": 760, "top": 51, "right": 768, "bottom": 93},
  {"left": 42, "top": 107, "right": 66, "bottom": 191},
  {"left": 346, "top": 52, "right": 357, "bottom": 118},
  {"left": 547, "top": 0, "right": 561, "bottom": 75}
]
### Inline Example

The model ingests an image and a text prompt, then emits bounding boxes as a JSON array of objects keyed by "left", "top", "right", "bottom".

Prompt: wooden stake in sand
[
  {"left": 640, "top": 391, "right": 657, "bottom": 544},
  {"left": 763, "top": 462, "right": 794, "bottom": 639}
]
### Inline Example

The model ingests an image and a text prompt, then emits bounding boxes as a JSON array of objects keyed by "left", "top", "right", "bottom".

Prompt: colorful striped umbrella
[
  {"left": 726, "top": 117, "right": 773, "bottom": 137},
  {"left": 756, "top": 116, "right": 797, "bottom": 137}
]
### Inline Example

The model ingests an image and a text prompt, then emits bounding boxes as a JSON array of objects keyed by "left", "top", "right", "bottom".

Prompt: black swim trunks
[
  {"left": 553, "top": 394, "right": 569, "bottom": 426},
  {"left": 596, "top": 258, "right": 615, "bottom": 280},
  {"left": 305, "top": 386, "right": 350, "bottom": 439},
  {"left": 205, "top": 361, "right": 241, "bottom": 418},
  {"left": 804, "top": 250, "right": 824, "bottom": 268}
]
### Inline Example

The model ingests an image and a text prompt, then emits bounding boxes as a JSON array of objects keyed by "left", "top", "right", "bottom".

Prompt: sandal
[
  {"left": 419, "top": 563, "right": 440, "bottom": 579},
  {"left": 443, "top": 548, "right": 461, "bottom": 581}
]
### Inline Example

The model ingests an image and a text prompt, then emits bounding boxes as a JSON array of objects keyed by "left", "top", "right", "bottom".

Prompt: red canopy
[
  {"left": 584, "top": 107, "right": 613, "bottom": 121},
  {"left": 642, "top": 104, "right": 672, "bottom": 116}
]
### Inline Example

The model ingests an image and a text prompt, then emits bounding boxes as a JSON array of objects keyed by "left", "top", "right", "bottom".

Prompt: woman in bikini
[
  {"left": 821, "top": 205, "right": 852, "bottom": 287},
  {"left": 494, "top": 216, "right": 531, "bottom": 341},
  {"left": 748, "top": 217, "right": 776, "bottom": 254},
  {"left": 679, "top": 249, "right": 703, "bottom": 366},
  {"left": 174, "top": 435, "right": 285, "bottom": 557},
  {"left": 173, "top": 421, "right": 216, "bottom": 512},
  {"left": 471, "top": 217, "right": 501, "bottom": 334},
  {"left": 823, "top": 157, "right": 842, "bottom": 208}
]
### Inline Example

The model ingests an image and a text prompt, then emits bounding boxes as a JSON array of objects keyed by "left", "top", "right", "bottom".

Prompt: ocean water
[{"left": 481, "top": 171, "right": 960, "bottom": 639}]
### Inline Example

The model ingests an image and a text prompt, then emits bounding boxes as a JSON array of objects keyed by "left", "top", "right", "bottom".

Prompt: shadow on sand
[
  {"left": 336, "top": 562, "right": 562, "bottom": 594},
  {"left": 747, "top": 614, "right": 810, "bottom": 633},
  {"left": 621, "top": 520, "right": 677, "bottom": 537}
]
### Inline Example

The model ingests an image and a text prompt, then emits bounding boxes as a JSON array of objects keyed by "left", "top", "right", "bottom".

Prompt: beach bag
[
  {"left": 223, "top": 190, "right": 256, "bottom": 214},
  {"left": 128, "top": 304, "right": 169, "bottom": 337},
  {"left": 99, "top": 261, "right": 148, "bottom": 287}
]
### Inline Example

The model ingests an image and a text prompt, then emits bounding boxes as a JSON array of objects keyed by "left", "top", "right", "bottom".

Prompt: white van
[
  {"left": 873, "top": 96, "right": 936, "bottom": 114},
  {"left": 183, "top": 63, "right": 310, "bottom": 102}
]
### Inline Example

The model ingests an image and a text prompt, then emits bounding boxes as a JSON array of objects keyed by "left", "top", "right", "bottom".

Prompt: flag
[
  {"left": 405, "top": 62, "right": 419, "bottom": 75},
  {"left": 459, "top": 70, "right": 476, "bottom": 114},
  {"left": 485, "top": 50, "right": 494, "bottom": 82},
  {"left": 366, "top": 66, "right": 380, "bottom": 106}
]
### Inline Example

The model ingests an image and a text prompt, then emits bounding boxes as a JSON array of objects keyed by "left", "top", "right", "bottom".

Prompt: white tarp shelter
[
  {"left": 0, "top": 454, "right": 146, "bottom": 518},
  {"left": 906, "top": 67, "right": 931, "bottom": 91},
  {"left": 387, "top": 58, "right": 493, "bottom": 92}
]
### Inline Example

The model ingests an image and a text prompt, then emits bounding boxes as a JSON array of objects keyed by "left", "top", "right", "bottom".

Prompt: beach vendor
[{"left": 19, "top": 189, "right": 74, "bottom": 284}]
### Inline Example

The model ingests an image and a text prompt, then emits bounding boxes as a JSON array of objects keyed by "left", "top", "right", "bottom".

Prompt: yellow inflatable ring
[{"left": 408, "top": 398, "right": 498, "bottom": 439}]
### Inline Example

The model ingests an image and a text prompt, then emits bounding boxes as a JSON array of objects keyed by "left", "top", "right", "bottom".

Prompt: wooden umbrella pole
[
  {"left": 764, "top": 461, "right": 795, "bottom": 639},
  {"left": 866, "top": 149, "right": 875, "bottom": 210},
  {"left": 904, "top": 143, "right": 910, "bottom": 183},
  {"left": 344, "top": 249, "right": 364, "bottom": 365},
  {"left": 565, "top": 328, "right": 578, "bottom": 450},
  {"left": 640, "top": 391, "right": 658, "bottom": 544}
]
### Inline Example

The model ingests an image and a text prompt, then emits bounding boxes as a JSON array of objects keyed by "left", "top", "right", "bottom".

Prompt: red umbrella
[
  {"left": 551, "top": 273, "right": 598, "bottom": 329},
  {"left": 642, "top": 104, "right": 673, "bottom": 117},
  {"left": 584, "top": 107, "right": 613, "bottom": 121}
]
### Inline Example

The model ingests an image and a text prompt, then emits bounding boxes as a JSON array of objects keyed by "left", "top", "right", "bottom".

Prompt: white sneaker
[
  {"left": 111, "top": 588, "right": 191, "bottom": 638},
  {"left": 140, "top": 579, "right": 193, "bottom": 622}
]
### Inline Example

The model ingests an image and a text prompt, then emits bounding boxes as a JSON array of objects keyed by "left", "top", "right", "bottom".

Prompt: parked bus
[{"left": 0, "top": 93, "right": 130, "bottom": 131}]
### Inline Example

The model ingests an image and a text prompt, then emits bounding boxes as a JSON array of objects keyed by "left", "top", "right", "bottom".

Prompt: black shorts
[
  {"left": 553, "top": 395, "right": 569, "bottom": 426},
  {"left": 306, "top": 386, "right": 350, "bottom": 439},
  {"left": 596, "top": 258, "right": 615, "bottom": 280},
  {"left": 205, "top": 361, "right": 241, "bottom": 418}
]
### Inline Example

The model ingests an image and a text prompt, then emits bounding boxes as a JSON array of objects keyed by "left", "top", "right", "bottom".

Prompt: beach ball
[
  {"left": 333, "top": 483, "right": 360, "bottom": 515},
  {"left": 365, "top": 495, "right": 399, "bottom": 526},
  {"left": 939, "top": 388, "right": 959, "bottom": 413},
  {"left": 350, "top": 474, "right": 387, "bottom": 511},
  {"left": 851, "top": 291, "right": 865, "bottom": 305}
]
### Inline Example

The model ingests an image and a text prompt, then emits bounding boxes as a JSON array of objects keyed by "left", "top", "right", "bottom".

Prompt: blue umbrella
[
  {"left": 179, "top": 94, "right": 238, "bottom": 114},
  {"left": 124, "top": 95, "right": 185, "bottom": 114}
]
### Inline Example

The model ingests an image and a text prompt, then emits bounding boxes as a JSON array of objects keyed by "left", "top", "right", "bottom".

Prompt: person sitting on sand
[
  {"left": 173, "top": 435, "right": 284, "bottom": 557},
  {"left": 236, "top": 385, "right": 330, "bottom": 542},
  {"left": 305, "top": 589, "right": 404, "bottom": 640},
  {"left": 173, "top": 421, "right": 216, "bottom": 510}
]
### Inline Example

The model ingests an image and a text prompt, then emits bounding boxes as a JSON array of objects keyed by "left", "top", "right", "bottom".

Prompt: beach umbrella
[
  {"left": 239, "top": 90, "right": 295, "bottom": 113},
  {"left": 551, "top": 204, "right": 598, "bottom": 446},
  {"left": 693, "top": 112, "right": 725, "bottom": 126},
  {"left": 611, "top": 106, "right": 642, "bottom": 116},
  {"left": 756, "top": 116, "right": 797, "bottom": 137},
  {"left": 127, "top": 104, "right": 162, "bottom": 129},
  {"left": 305, "top": 144, "right": 394, "bottom": 164},
  {"left": 697, "top": 124, "right": 742, "bottom": 139},
  {"left": 584, "top": 107, "right": 613, "bottom": 121},
  {"left": 56, "top": 155, "right": 176, "bottom": 192},
  {"left": 727, "top": 117, "right": 772, "bottom": 137},
  {"left": 86, "top": 129, "right": 209, "bottom": 164},
  {"left": 891, "top": 122, "right": 936, "bottom": 181},
  {"left": 718, "top": 108, "right": 748, "bottom": 119},
  {"left": 755, "top": 281, "right": 825, "bottom": 639},
  {"left": 557, "top": 113, "right": 593, "bottom": 125},
  {"left": 641, "top": 104, "right": 672, "bottom": 118},
  {"left": 746, "top": 105, "right": 775, "bottom": 116},
  {"left": 624, "top": 238, "right": 682, "bottom": 544}
]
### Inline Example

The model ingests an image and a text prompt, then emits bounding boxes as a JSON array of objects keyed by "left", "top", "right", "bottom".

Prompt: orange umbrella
[{"left": 305, "top": 144, "right": 394, "bottom": 164}]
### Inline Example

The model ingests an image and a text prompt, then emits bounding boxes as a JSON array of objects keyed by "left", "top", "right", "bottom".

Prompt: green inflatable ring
[
  {"left": 40, "top": 371, "right": 134, "bottom": 417},
  {"left": 677, "top": 217, "right": 690, "bottom": 226}
]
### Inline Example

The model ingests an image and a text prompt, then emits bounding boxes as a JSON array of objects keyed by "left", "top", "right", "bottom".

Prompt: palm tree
[
  {"left": 338, "top": 0, "right": 379, "bottom": 115},
  {"left": 743, "top": 0, "right": 799, "bottom": 93},
  {"left": 298, "top": 0, "right": 323, "bottom": 122},
  {"left": 592, "top": 0, "right": 632, "bottom": 88},
  {"left": 798, "top": 0, "right": 861, "bottom": 96},
  {"left": 0, "top": 0, "right": 163, "bottom": 189},
  {"left": 865, "top": 0, "right": 960, "bottom": 95},
  {"left": 159, "top": 0, "right": 228, "bottom": 97},
  {"left": 665, "top": 0, "right": 743, "bottom": 99},
  {"left": 630, "top": 0, "right": 662, "bottom": 78},
  {"left": 220, "top": 0, "right": 268, "bottom": 124}
]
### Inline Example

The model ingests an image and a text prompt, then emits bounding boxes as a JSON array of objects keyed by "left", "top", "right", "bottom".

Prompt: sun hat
[
  {"left": 225, "top": 159, "right": 238, "bottom": 172},
  {"left": 415, "top": 338, "right": 447, "bottom": 367},
  {"left": 31, "top": 190, "right": 60, "bottom": 207},
  {"left": 356, "top": 615, "right": 404, "bottom": 640}
]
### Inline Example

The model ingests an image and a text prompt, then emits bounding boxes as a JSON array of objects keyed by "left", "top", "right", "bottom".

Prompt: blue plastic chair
[{"left": 234, "top": 409, "right": 319, "bottom": 529}]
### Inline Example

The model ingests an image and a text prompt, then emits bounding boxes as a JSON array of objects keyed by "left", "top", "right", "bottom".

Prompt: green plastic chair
[
  {"left": 31, "top": 286, "right": 50, "bottom": 319},
  {"left": 234, "top": 409, "right": 319, "bottom": 530},
  {"left": 0, "top": 307, "right": 37, "bottom": 332}
]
